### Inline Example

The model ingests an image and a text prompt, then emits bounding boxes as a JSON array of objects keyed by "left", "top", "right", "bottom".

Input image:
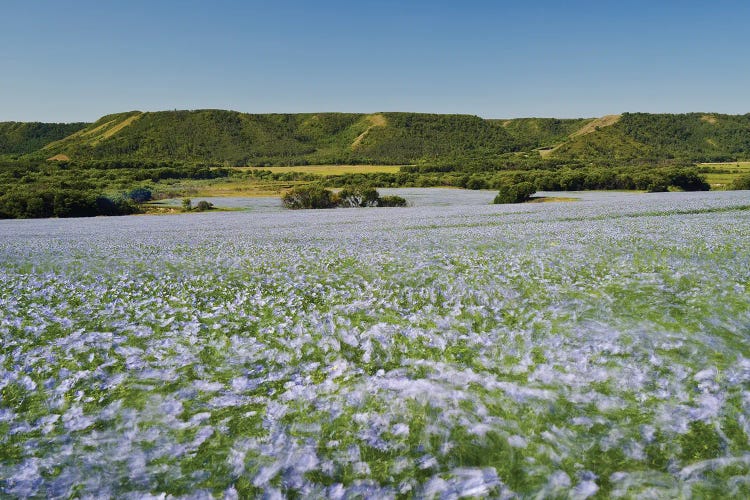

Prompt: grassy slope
[
  {"left": 549, "top": 123, "right": 654, "bottom": 161},
  {"left": 551, "top": 112, "right": 750, "bottom": 162},
  {"left": 492, "top": 117, "right": 594, "bottom": 150}
]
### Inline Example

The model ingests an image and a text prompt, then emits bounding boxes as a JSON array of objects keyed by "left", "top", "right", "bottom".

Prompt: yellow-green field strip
[
  {"left": 700, "top": 162, "right": 750, "bottom": 186},
  {"left": 236, "top": 165, "right": 404, "bottom": 175}
]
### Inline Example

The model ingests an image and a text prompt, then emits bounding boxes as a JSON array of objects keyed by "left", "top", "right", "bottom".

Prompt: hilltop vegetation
[
  {"left": 491, "top": 117, "right": 594, "bottom": 150},
  {"left": 41, "top": 111, "right": 368, "bottom": 165},
  {"left": 36, "top": 110, "right": 518, "bottom": 166},
  {"left": 10, "top": 109, "right": 750, "bottom": 166},
  {"left": 552, "top": 112, "right": 750, "bottom": 162},
  {"left": 352, "top": 113, "right": 517, "bottom": 163},
  {"left": 0, "top": 121, "right": 87, "bottom": 155}
]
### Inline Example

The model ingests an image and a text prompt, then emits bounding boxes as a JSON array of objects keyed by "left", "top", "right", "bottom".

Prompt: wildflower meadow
[{"left": 1, "top": 190, "right": 749, "bottom": 498}]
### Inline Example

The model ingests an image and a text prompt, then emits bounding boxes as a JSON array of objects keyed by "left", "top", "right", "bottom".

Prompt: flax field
[{"left": 1, "top": 190, "right": 749, "bottom": 498}]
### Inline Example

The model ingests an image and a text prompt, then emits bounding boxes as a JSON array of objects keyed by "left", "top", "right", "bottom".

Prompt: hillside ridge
[{"left": 2, "top": 110, "right": 750, "bottom": 164}]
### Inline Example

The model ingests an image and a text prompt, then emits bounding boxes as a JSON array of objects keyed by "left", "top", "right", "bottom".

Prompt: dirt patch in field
[
  {"left": 701, "top": 114, "right": 718, "bottom": 124},
  {"left": 47, "top": 154, "right": 70, "bottom": 161}
]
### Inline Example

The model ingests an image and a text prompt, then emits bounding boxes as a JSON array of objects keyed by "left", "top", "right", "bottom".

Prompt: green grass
[
  {"left": 701, "top": 162, "right": 750, "bottom": 187},
  {"left": 238, "top": 165, "right": 403, "bottom": 175}
]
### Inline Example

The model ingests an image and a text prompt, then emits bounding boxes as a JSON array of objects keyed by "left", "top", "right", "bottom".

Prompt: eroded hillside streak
[
  {"left": 42, "top": 112, "right": 144, "bottom": 153},
  {"left": 569, "top": 114, "right": 621, "bottom": 137},
  {"left": 350, "top": 113, "right": 387, "bottom": 150},
  {"left": 539, "top": 114, "right": 622, "bottom": 157},
  {"left": 96, "top": 112, "right": 144, "bottom": 143}
]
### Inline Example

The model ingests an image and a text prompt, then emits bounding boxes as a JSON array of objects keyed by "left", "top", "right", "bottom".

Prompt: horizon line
[{"left": 3, "top": 108, "right": 750, "bottom": 124}]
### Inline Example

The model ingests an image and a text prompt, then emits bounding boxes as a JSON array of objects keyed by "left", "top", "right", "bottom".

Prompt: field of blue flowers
[{"left": 1, "top": 190, "right": 749, "bottom": 498}]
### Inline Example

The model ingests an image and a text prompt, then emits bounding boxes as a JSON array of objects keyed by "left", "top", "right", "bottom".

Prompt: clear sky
[{"left": 2, "top": 0, "right": 749, "bottom": 122}]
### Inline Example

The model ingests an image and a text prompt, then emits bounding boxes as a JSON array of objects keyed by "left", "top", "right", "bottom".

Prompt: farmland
[
  {"left": 173, "top": 166, "right": 404, "bottom": 198},
  {"left": 1, "top": 190, "right": 750, "bottom": 497},
  {"left": 700, "top": 162, "right": 750, "bottom": 188},
  {"left": 238, "top": 165, "right": 402, "bottom": 176}
]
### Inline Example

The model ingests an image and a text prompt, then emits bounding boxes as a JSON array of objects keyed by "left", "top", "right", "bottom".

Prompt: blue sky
[{"left": 1, "top": 0, "right": 749, "bottom": 122}]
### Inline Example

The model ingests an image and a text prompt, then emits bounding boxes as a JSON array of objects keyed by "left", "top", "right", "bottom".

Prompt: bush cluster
[
  {"left": 282, "top": 185, "right": 406, "bottom": 209},
  {"left": 181, "top": 199, "right": 215, "bottom": 212},
  {"left": 730, "top": 174, "right": 750, "bottom": 190},
  {"left": 493, "top": 182, "right": 536, "bottom": 204},
  {"left": 0, "top": 189, "right": 140, "bottom": 219}
]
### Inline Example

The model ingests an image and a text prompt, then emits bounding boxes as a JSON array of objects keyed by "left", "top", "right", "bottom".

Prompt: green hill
[
  {"left": 37, "top": 110, "right": 518, "bottom": 165},
  {"left": 7, "top": 109, "right": 750, "bottom": 166},
  {"left": 491, "top": 117, "right": 594, "bottom": 150},
  {"left": 353, "top": 113, "right": 517, "bottom": 163},
  {"left": 550, "top": 112, "right": 750, "bottom": 162},
  {"left": 0, "top": 121, "right": 87, "bottom": 156}
]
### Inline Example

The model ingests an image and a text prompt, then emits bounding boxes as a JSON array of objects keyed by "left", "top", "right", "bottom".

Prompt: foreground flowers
[{"left": 1, "top": 190, "right": 749, "bottom": 498}]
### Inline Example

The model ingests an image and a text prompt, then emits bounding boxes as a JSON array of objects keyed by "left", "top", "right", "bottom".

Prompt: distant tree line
[
  {"left": 316, "top": 165, "right": 710, "bottom": 193},
  {"left": 490, "top": 167, "right": 709, "bottom": 204},
  {"left": 0, "top": 189, "right": 140, "bottom": 219}
]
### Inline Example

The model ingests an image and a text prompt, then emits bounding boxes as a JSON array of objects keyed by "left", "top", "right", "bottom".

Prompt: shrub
[
  {"left": 281, "top": 184, "right": 409, "bottom": 209},
  {"left": 667, "top": 169, "right": 710, "bottom": 191},
  {"left": 182, "top": 198, "right": 192, "bottom": 211},
  {"left": 377, "top": 195, "right": 407, "bottom": 207},
  {"left": 465, "top": 177, "right": 487, "bottom": 190},
  {"left": 646, "top": 181, "right": 669, "bottom": 193},
  {"left": 128, "top": 187, "right": 152, "bottom": 203},
  {"left": 282, "top": 185, "right": 336, "bottom": 209},
  {"left": 730, "top": 174, "right": 750, "bottom": 190},
  {"left": 52, "top": 191, "right": 98, "bottom": 218},
  {"left": 195, "top": 200, "right": 214, "bottom": 211},
  {"left": 493, "top": 182, "right": 536, "bottom": 204},
  {"left": 96, "top": 196, "right": 141, "bottom": 216},
  {"left": 113, "top": 196, "right": 140, "bottom": 215},
  {"left": 95, "top": 196, "right": 118, "bottom": 216},
  {"left": 338, "top": 186, "right": 379, "bottom": 207}
]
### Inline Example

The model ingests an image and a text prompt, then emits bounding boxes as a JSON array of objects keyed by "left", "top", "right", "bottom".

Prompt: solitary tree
[
  {"left": 493, "top": 182, "right": 536, "bottom": 204},
  {"left": 281, "top": 186, "right": 336, "bottom": 209}
]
